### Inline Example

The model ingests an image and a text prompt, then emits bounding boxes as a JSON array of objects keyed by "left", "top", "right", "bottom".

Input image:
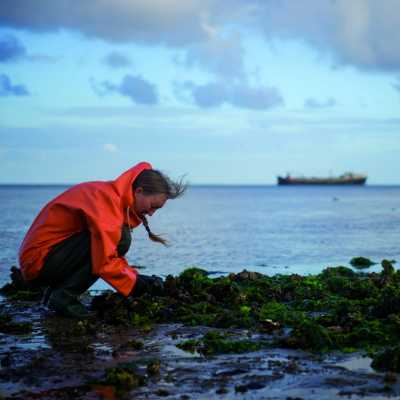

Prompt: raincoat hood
[{"left": 111, "top": 161, "right": 152, "bottom": 210}]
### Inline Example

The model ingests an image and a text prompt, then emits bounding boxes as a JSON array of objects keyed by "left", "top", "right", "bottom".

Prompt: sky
[{"left": 0, "top": 0, "right": 399, "bottom": 184}]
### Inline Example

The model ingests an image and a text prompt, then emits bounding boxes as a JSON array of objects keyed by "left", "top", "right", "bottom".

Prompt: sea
[{"left": 0, "top": 184, "right": 399, "bottom": 290}]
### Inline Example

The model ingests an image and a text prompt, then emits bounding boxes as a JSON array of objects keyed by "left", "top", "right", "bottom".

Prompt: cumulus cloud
[
  {"left": 92, "top": 74, "right": 158, "bottom": 105},
  {"left": 181, "top": 80, "right": 283, "bottom": 110},
  {"left": 102, "top": 51, "right": 132, "bottom": 68},
  {"left": 0, "top": 35, "right": 26, "bottom": 62},
  {"left": 0, "top": 74, "right": 29, "bottom": 96},
  {"left": 250, "top": 0, "right": 400, "bottom": 72},
  {"left": 304, "top": 97, "right": 337, "bottom": 109}
]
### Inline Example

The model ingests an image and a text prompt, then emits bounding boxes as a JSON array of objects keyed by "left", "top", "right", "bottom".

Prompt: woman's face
[{"left": 133, "top": 188, "right": 167, "bottom": 217}]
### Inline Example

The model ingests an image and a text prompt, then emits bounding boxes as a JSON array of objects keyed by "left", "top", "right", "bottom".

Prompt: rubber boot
[
  {"left": 48, "top": 289, "right": 89, "bottom": 319},
  {"left": 47, "top": 262, "right": 98, "bottom": 319}
]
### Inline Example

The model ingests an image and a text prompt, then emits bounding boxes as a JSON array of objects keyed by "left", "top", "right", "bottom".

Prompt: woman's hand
[{"left": 130, "top": 274, "right": 164, "bottom": 297}]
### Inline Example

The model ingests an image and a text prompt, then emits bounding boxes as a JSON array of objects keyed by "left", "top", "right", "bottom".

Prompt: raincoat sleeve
[{"left": 85, "top": 205, "right": 138, "bottom": 297}]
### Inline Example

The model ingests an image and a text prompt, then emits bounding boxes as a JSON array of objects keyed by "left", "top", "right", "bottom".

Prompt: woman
[{"left": 18, "top": 161, "right": 186, "bottom": 318}]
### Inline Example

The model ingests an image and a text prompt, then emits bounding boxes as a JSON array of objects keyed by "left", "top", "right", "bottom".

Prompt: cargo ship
[{"left": 277, "top": 172, "right": 367, "bottom": 185}]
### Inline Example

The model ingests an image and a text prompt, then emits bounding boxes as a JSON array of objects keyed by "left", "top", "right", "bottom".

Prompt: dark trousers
[{"left": 35, "top": 225, "right": 132, "bottom": 296}]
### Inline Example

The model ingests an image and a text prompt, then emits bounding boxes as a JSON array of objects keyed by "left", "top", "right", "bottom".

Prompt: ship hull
[{"left": 277, "top": 176, "right": 367, "bottom": 185}]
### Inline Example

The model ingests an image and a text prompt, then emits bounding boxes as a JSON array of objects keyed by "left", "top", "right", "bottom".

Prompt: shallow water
[{"left": 1, "top": 184, "right": 399, "bottom": 290}]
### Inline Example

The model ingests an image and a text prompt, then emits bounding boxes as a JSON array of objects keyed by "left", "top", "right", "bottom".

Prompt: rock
[
  {"left": 232, "top": 270, "right": 264, "bottom": 281},
  {"left": 350, "top": 257, "right": 375, "bottom": 269},
  {"left": 384, "top": 372, "right": 397, "bottom": 384},
  {"left": 155, "top": 388, "right": 169, "bottom": 396},
  {"left": 147, "top": 359, "right": 161, "bottom": 375},
  {"left": 382, "top": 260, "right": 395, "bottom": 276},
  {"left": 0, "top": 313, "right": 32, "bottom": 335},
  {"left": 260, "top": 318, "right": 282, "bottom": 333},
  {"left": 371, "top": 346, "right": 400, "bottom": 372}
]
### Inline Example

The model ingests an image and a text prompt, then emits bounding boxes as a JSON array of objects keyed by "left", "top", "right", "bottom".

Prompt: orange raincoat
[{"left": 19, "top": 162, "right": 152, "bottom": 296}]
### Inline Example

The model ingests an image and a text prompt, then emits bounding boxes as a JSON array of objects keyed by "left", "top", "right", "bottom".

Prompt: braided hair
[{"left": 132, "top": 169, "right": 186, "bottom": 246}]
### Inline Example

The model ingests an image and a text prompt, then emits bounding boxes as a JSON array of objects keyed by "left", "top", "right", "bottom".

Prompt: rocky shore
[{"left": 1, "top": 260, "right": 400, "bottom": 399}]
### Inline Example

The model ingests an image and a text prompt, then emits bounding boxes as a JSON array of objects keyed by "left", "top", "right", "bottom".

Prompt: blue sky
[{"left": 0, "top": 0, "right": 399, "bottom": 184}]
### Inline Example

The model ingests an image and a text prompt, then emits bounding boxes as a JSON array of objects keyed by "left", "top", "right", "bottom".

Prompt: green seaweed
[
  {"left": 177, "top": 330, "right": 265, "bottom": 355},
  {"left": 280, "top": 318, "right": 335, "bottom": 351},
  {"left": 87, "top": 258, "right": 400, "bottom": 361},
  {"left": 88, "top": 260, "right": 400, "bottom": 358},
  {"left": 350, "top": 257, "right": 376, "bottom": 268},
  {"left": 102, "top": 363, "right": 146, "bottom": 396},
  {"left": 258, "top": 301, "right": 296, "bottom": 325}
]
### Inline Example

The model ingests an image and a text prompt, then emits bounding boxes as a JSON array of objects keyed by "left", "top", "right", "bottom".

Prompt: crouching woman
[{"left": 18, "top": 162, "right": 186, "bottom": 318}]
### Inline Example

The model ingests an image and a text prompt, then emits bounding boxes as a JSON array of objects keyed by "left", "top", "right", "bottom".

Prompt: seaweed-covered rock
[
  {"left": 177, "top": 330, "right": 264, "bottom": 356},
  {"left": 87, "top": 261, "right": 400, "bottom": 354},
  {"left": 321, "top": 266, "right": 356, "bottom": 278},
  {"left": 178, "top": 267, "right": 213, "bottom": 293},
  {"left": 0, "top": 267, "right": 44, "bottom": 301},
  {"left": 382, "top": 260, "right": 395, "bottom": 276},
  {"left": 146, "top": 359, "right": 161, "bottom": 375},
  {"left": 281, "top": 318, "right": 334, "bottom": 351},
  {"left": 371, "top": 346, "right": 400, "bottom": 372},
  {"left": 0, "top": 313, "right": 32, "bottom": 334},
  {"left": 350, "top": 257, "right": 375, "bottom": 269},
  {"left": 230, "top": 270, "right": 264, "bottom": 282},
  {"left": 101, "top": 362, "right": 146, "bottom": 396},
  {"left": 258, "top": 301, "right": 294, "bottom": 324}
]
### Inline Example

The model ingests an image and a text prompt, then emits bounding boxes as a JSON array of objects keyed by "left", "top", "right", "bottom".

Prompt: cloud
[
  {"left": 92, "top": 74, "right": 158, "bottom": 105},
  {"left": 0, "top": 34, "right": 56, "bottom": 64},
  {"left": 0, "top": 35, "right": 26, "bottom": 62},
  {"left": 251, "top": 0, "right": 400, "bottom": 72},
  {"left": 0, "top": 74, "right": 29, "bottom": 96},
  {"left": 0, "top": 2, "right": 247, "bottom": 80},
  {"left": 102, "top": 51, "right": 132, "bottom": 68},
  {"left": 181, "top": 80, "right": 284, "bottom": 110},
  {"left": 103, "top": 143, "right": 118, "bottom": 152},
  {"left": 0, "top": 0, "right": 212, "bottom": 46},
  {"left": 182, "top": 32, "right": 245, "bottom": 80},
  {"left": 304, "top": 97, "right": 337, "bottom": 109},
  {"left": 2, "top": 1, "right": 400, "bottom": 74}
]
